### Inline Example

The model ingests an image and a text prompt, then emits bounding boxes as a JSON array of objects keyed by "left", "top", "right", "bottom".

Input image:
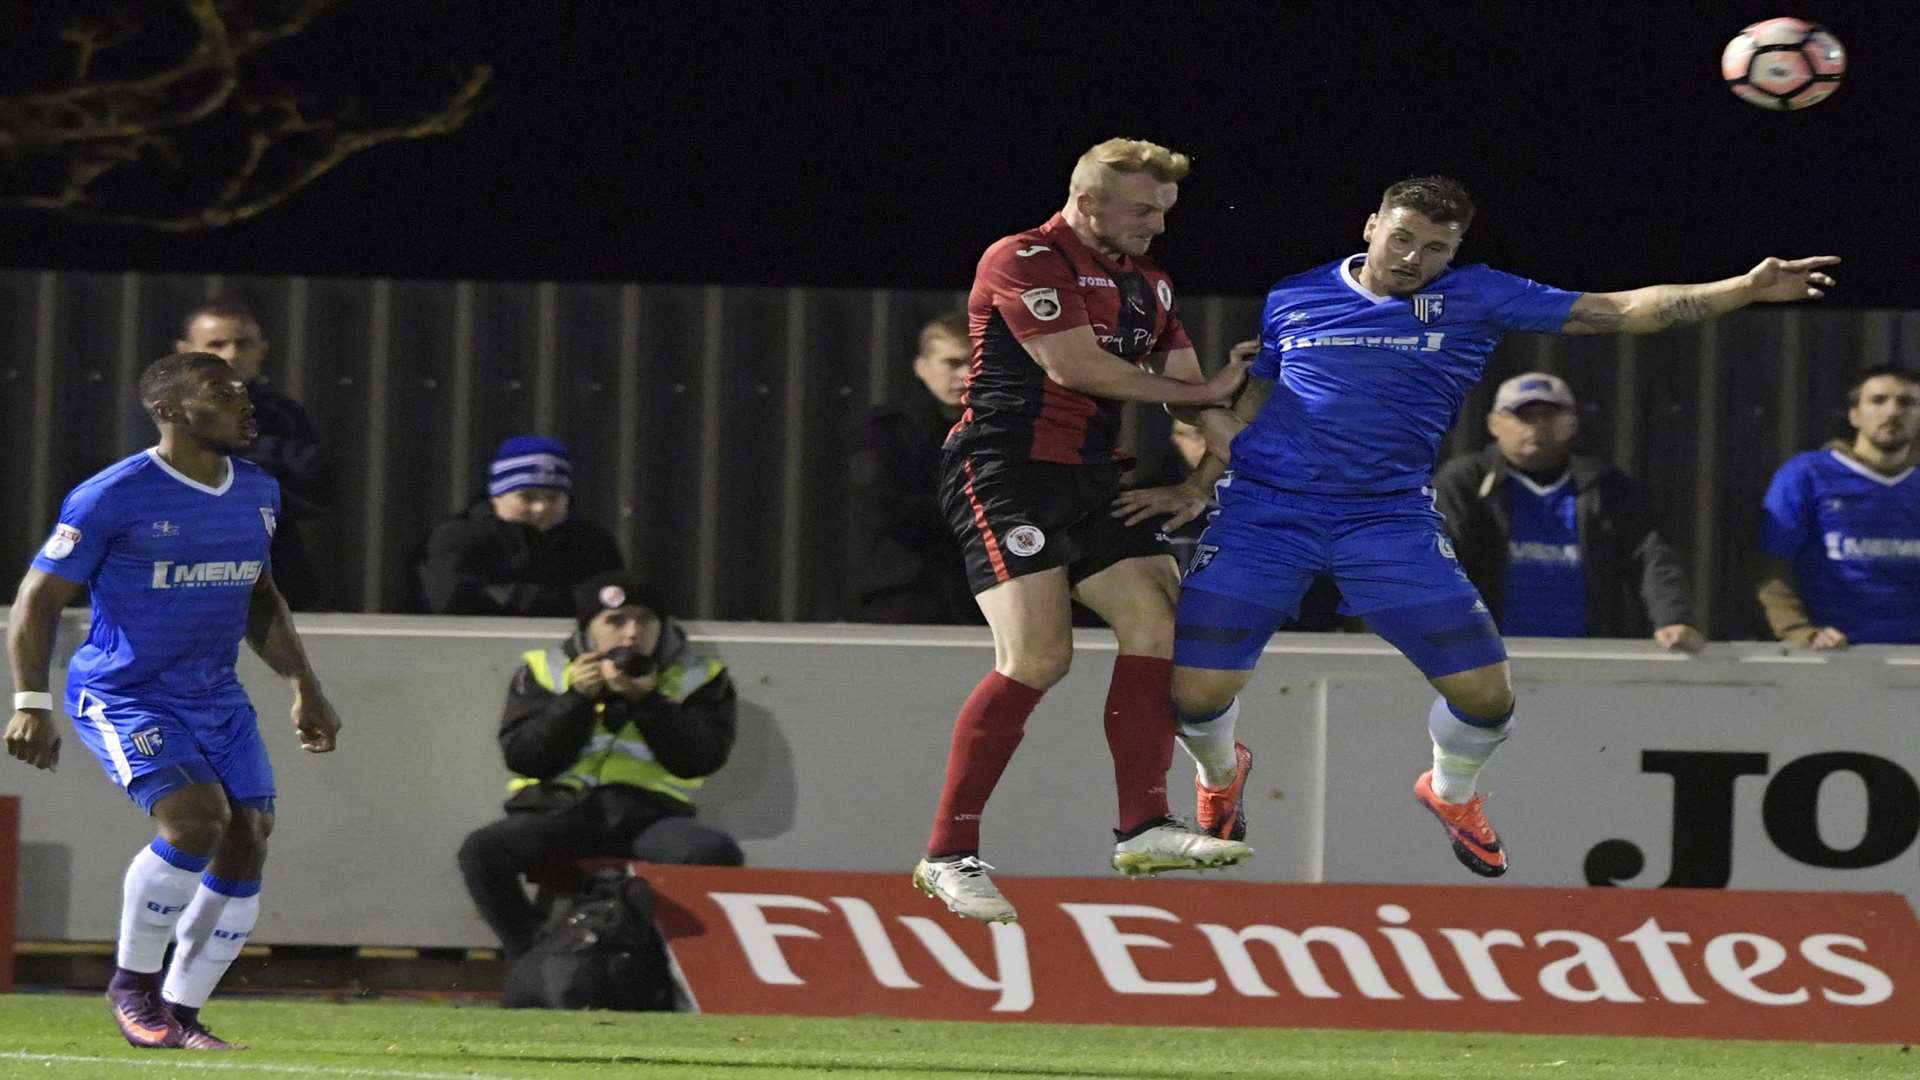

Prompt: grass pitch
[{"left": 0, "top": 993, "right": 1911, "bottom": 1079}]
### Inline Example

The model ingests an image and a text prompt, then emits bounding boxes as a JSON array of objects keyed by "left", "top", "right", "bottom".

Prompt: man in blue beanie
[{"left": 416, "top": 436, "right": 625, "bottom": 616}]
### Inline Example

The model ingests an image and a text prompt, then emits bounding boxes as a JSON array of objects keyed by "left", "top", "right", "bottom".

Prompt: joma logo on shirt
[{"left": 150, "top": 560, "right": 263, "bottom": 589}]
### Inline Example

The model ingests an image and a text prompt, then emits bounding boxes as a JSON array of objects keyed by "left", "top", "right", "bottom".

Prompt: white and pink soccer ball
[{"left": 1721, "top": 17, "right": 1846, "bottom": 110}]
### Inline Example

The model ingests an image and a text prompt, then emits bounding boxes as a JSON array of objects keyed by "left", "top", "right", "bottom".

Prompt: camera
[{"left": 604, "top": 647, "right": 657, "bottom": 679}]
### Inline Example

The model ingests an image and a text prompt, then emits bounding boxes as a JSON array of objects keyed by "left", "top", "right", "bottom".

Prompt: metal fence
[{"left": 2, "top": 269, "right": 1915, "bottom": 637}]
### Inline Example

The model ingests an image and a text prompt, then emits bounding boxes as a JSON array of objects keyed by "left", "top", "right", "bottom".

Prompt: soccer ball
[{"left": 1721, "top": 17, "right": 1846, "bottom": 110}]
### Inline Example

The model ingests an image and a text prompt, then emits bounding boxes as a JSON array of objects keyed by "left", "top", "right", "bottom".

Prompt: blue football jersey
[
  {"left": 1759, "top": 449, "right": 1920, "bottom": 644},
  {"left": 1235, "top": 255, "right": 1580, "bottom": 494},
  {"left": 32, "top": 449, "right": 281, "bottom": 705},
  {"left": 1501, "top": 473, "right": 1588, "bottom": 637}
]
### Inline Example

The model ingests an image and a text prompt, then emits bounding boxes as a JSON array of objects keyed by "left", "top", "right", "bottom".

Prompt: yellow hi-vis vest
[{"left": 505, "top": 647, "right": 726, "bottom": 806}]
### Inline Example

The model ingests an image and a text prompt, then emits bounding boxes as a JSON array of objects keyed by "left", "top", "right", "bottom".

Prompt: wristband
[{"left": 13, "top": 691, "right": 53, "bottom": 712}]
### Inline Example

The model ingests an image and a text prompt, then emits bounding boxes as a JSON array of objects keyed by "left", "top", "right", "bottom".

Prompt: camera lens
[{"left": 605, "top": 647, "right": 656, "bottom": 679}]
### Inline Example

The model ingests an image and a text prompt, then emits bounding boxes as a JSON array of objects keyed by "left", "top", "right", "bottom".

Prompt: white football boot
[
  {"left": 1111, "top": 819, "right": 1253, "bottom": 876},
  {"left": 912, "top": 856, "right": 1018, "bottom": 924}
]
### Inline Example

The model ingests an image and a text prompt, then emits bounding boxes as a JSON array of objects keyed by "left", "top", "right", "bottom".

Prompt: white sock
[
  {"left": 1177, "top": 698, "right": 1241, "bottom": 790},
  {"left": 1426, "top": 696, "right": 1513, "bottom": 804},
  {"left": 118, "top": 841, "right": 208, "bottom": 972},
  {"left": 163, "top": 878, "right": 261, "bottom": 1009}
]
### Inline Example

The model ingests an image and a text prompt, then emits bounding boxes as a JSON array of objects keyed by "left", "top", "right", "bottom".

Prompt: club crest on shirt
[
  {"left": 1004, "top": 525, "right": 1046, "bottom": 558},
  {"left": 151, "top": 520, "right": 179, "bottom": 537},
  {"left": 1156, "top": 279, "right": 1173, "bottom": 311},
  {"left": 40, "top": 524, "right": 81, "bottom": 560},
  {"left": 129, "top": 726, "right": 165, "bottom": 756},
  {"left": 1412, "top": 293, "right": 1445, "bottom": 324},
  {"left": 259, "top": 507, "right": 277, "bottom": 537},
  {"left": 1020, "top": 288, "right": 1061, "bottom": 322}
]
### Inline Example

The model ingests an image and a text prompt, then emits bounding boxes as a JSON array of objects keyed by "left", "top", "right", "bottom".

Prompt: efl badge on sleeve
[
  {"left": 40, "top": 524, "right": 81, "bottom": 560},
  {"left": 1020, "top": 288, "right": 1062, "bottom": 321}
]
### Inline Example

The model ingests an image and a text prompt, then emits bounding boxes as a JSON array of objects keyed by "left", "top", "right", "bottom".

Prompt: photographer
[{"left": 457, "top": 572, "right": 742, "bottom": 960}]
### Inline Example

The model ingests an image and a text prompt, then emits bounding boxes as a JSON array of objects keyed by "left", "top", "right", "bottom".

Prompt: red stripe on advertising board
[{"left": 641, "top": 865, "right": 1920, "bottom": 1043}]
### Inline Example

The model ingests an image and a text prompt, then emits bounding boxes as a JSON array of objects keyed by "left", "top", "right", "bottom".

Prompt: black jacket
[
  {"left": 243, "top": 383, "right": 332, "bottom": 609},
  {"left": 1432, "top": 444, "right": 1695, "bottom": 638},
  {"left": 417, "top": 497, "right": 625, "bottom": 616},
  {"left": 499, "top": 623, "right": 738, "bottom": 828},
  {"left": 845, "top": 394, "right": 978, "bottom": 624}
]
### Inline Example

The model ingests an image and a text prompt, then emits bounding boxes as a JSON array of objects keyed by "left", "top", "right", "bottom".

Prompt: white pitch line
[{"left": 0, "top": 1051, "right": 539, "bottom": 1080}]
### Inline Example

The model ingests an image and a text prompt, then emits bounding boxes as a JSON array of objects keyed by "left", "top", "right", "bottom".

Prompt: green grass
[{"left": 0, "top": 993, "right": 1911, "bottom": 1079}]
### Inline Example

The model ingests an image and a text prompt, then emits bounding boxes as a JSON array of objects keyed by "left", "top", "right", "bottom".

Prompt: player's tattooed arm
[{"left": 1562, "top": 256, "right": 1840, "bottom": 336}]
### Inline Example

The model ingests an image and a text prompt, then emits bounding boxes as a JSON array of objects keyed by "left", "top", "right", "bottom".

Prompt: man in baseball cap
[{"left": 1432, "top": 372, "right": 1703, "bottom": 650}]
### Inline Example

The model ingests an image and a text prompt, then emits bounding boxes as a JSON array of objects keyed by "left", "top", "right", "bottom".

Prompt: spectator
[
  {"left": 416, "top": 436, "right": 624, "bottom": 616},
  {"left": 1756, "top": 364, "right": 1920, "bottom": 649},
  {"left": 458, "top": 571, "right": 742, "bottom": 959},
  {"left": 845, "top": 313, "right": 980, "bottom": 624},
  {"left": 1433, "top": 372, "right": 1703, "bottom": 649},
  {"left": 176, "top": 301, "right": 333, "bottom": 609}
]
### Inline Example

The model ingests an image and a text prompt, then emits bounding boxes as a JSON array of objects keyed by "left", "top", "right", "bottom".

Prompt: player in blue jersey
[
  {"left": 1756, "top": 365, "right": 1920, "bottom": 648},
  {"left": 1118, "top": 176, "right": 1837, "bottom": 876},
  {"left": 5, "top": 352, "right": 342, "bottom": 1051}
]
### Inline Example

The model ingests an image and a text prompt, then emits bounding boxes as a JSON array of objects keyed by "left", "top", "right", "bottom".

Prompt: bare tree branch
[{"left": 0, "top": 0, "right": 487, "bottom": 230}]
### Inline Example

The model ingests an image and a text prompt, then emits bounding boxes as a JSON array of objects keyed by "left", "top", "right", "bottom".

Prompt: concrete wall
[{"left": 4, "top": 611, "right": 1917, "bottom": 946}]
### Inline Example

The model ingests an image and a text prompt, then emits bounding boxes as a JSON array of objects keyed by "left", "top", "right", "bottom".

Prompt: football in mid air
[{"left": 1721, "top": 17, "right": 1846, "bottom": 110}]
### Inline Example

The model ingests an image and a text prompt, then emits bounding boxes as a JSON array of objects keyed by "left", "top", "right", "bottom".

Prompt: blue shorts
[
  {"left": 67, "top": 688, "right": 277, "bottom": 814},
  {"left": 1175, "top": 477, "right": 1505, "bottom": 679}
]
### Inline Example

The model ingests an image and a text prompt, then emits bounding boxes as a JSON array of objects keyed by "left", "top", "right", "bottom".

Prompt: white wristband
[{"left": 13, "top": 691, "right": 53, "bottom": 712}]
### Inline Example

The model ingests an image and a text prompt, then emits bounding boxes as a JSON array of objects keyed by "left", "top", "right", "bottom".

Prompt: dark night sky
[{"left": 4, "top": 2, "right": 1915, "bottom": 305}]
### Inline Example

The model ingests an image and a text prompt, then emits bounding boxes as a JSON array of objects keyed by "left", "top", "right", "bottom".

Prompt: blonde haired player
[{"left": 912, "top": 138, "right": 1252, "bottom": 923}]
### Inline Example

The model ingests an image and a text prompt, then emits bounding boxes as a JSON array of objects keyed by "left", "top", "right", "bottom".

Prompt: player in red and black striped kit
[{"left": 912, "top": 138, "right": 1253, "bottom": 923}]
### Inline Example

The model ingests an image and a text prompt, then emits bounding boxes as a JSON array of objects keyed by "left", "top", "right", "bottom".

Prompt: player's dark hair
[
  {"left": 917, "top": 313, "right": 968, "bottom": 354},
  {"left": 180, "top": 299, "right": 260, "bottom": 339},
  {"left": 1381, "top": 176, "right": 1476, "bottom": 229},
  {"left": 1845, "top": 364, "right": 1920, "bottom": 409},
  {"left": 138, "top": 352, "right": 229, "bottom": 417}
]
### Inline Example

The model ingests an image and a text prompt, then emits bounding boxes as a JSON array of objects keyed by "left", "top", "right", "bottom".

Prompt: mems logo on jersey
[{"left": 150, "top": 560, "right": 263, "bottom": 589}]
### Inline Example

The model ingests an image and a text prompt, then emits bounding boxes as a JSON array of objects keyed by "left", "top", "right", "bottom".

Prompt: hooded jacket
[
  {"left": 1432, "top": 443, "right": 1695, "bottom": 638},
  {"left": 498, "top": 620, "right": 737, "bottom": 830}
]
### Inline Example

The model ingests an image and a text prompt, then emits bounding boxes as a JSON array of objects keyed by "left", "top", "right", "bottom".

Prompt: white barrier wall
[{"left": 4, "top": 611, "right": 1918, "bottom": 947}]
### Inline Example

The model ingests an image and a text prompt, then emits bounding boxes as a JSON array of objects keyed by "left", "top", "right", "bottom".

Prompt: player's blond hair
[{"left": 1069, "top": 138, "right": 1190, "bottom": 197}]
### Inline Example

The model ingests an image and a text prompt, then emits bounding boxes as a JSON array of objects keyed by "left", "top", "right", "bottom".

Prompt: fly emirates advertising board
[{"left": 643, "top": 866, "right": 1920, "bottom": 1043}]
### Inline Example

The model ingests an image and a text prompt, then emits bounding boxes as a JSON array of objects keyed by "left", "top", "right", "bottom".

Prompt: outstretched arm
[
  {"left": 1561, "top": 256, "right": 1839, "bottom": 336},
  {"left": 247, "top": 570, "right": 341, "bottom": 752}
]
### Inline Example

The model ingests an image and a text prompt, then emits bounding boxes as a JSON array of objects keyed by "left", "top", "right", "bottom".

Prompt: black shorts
[{"left": 940, "top": 453, "right": 1172, "bottom": 595}]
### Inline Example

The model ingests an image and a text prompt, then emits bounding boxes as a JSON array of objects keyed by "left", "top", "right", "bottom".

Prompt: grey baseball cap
[{"left": 1493, "top": 372, "right": 1576, "bottom": 412}]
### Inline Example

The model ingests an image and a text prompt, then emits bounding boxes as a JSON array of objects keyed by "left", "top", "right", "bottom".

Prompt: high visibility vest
[{"left": 505, "top": 647, "right": 725, "bottom": 805}]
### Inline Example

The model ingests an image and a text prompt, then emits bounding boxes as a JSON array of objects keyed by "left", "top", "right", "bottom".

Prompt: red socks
[
  {"left": 926, "top": 671, "right": 1043, "bottom": 856},
  {"left": 925, "top": 656, "right": 1176, "bottom": 855},
  {"left": 1105, "top": 655, "right": 1175, "bottom": 833}
]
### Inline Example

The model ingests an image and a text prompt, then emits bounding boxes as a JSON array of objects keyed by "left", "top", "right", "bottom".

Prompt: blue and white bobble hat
[{"left": 488, "top": 436, "right": 573, "bottom": 497}]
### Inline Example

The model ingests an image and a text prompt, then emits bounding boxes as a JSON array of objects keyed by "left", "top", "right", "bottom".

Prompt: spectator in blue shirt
[
  {"left": 1756, "top": 365, "right": 1920, "bottom": 649},
  {"left": 1433, "top": 373, "right": 1702, "bottom": 649}
]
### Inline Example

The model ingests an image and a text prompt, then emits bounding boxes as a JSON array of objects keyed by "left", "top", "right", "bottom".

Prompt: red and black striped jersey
[{"left": 945, "top": 213, "right": 1193, "bottom": 465}]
